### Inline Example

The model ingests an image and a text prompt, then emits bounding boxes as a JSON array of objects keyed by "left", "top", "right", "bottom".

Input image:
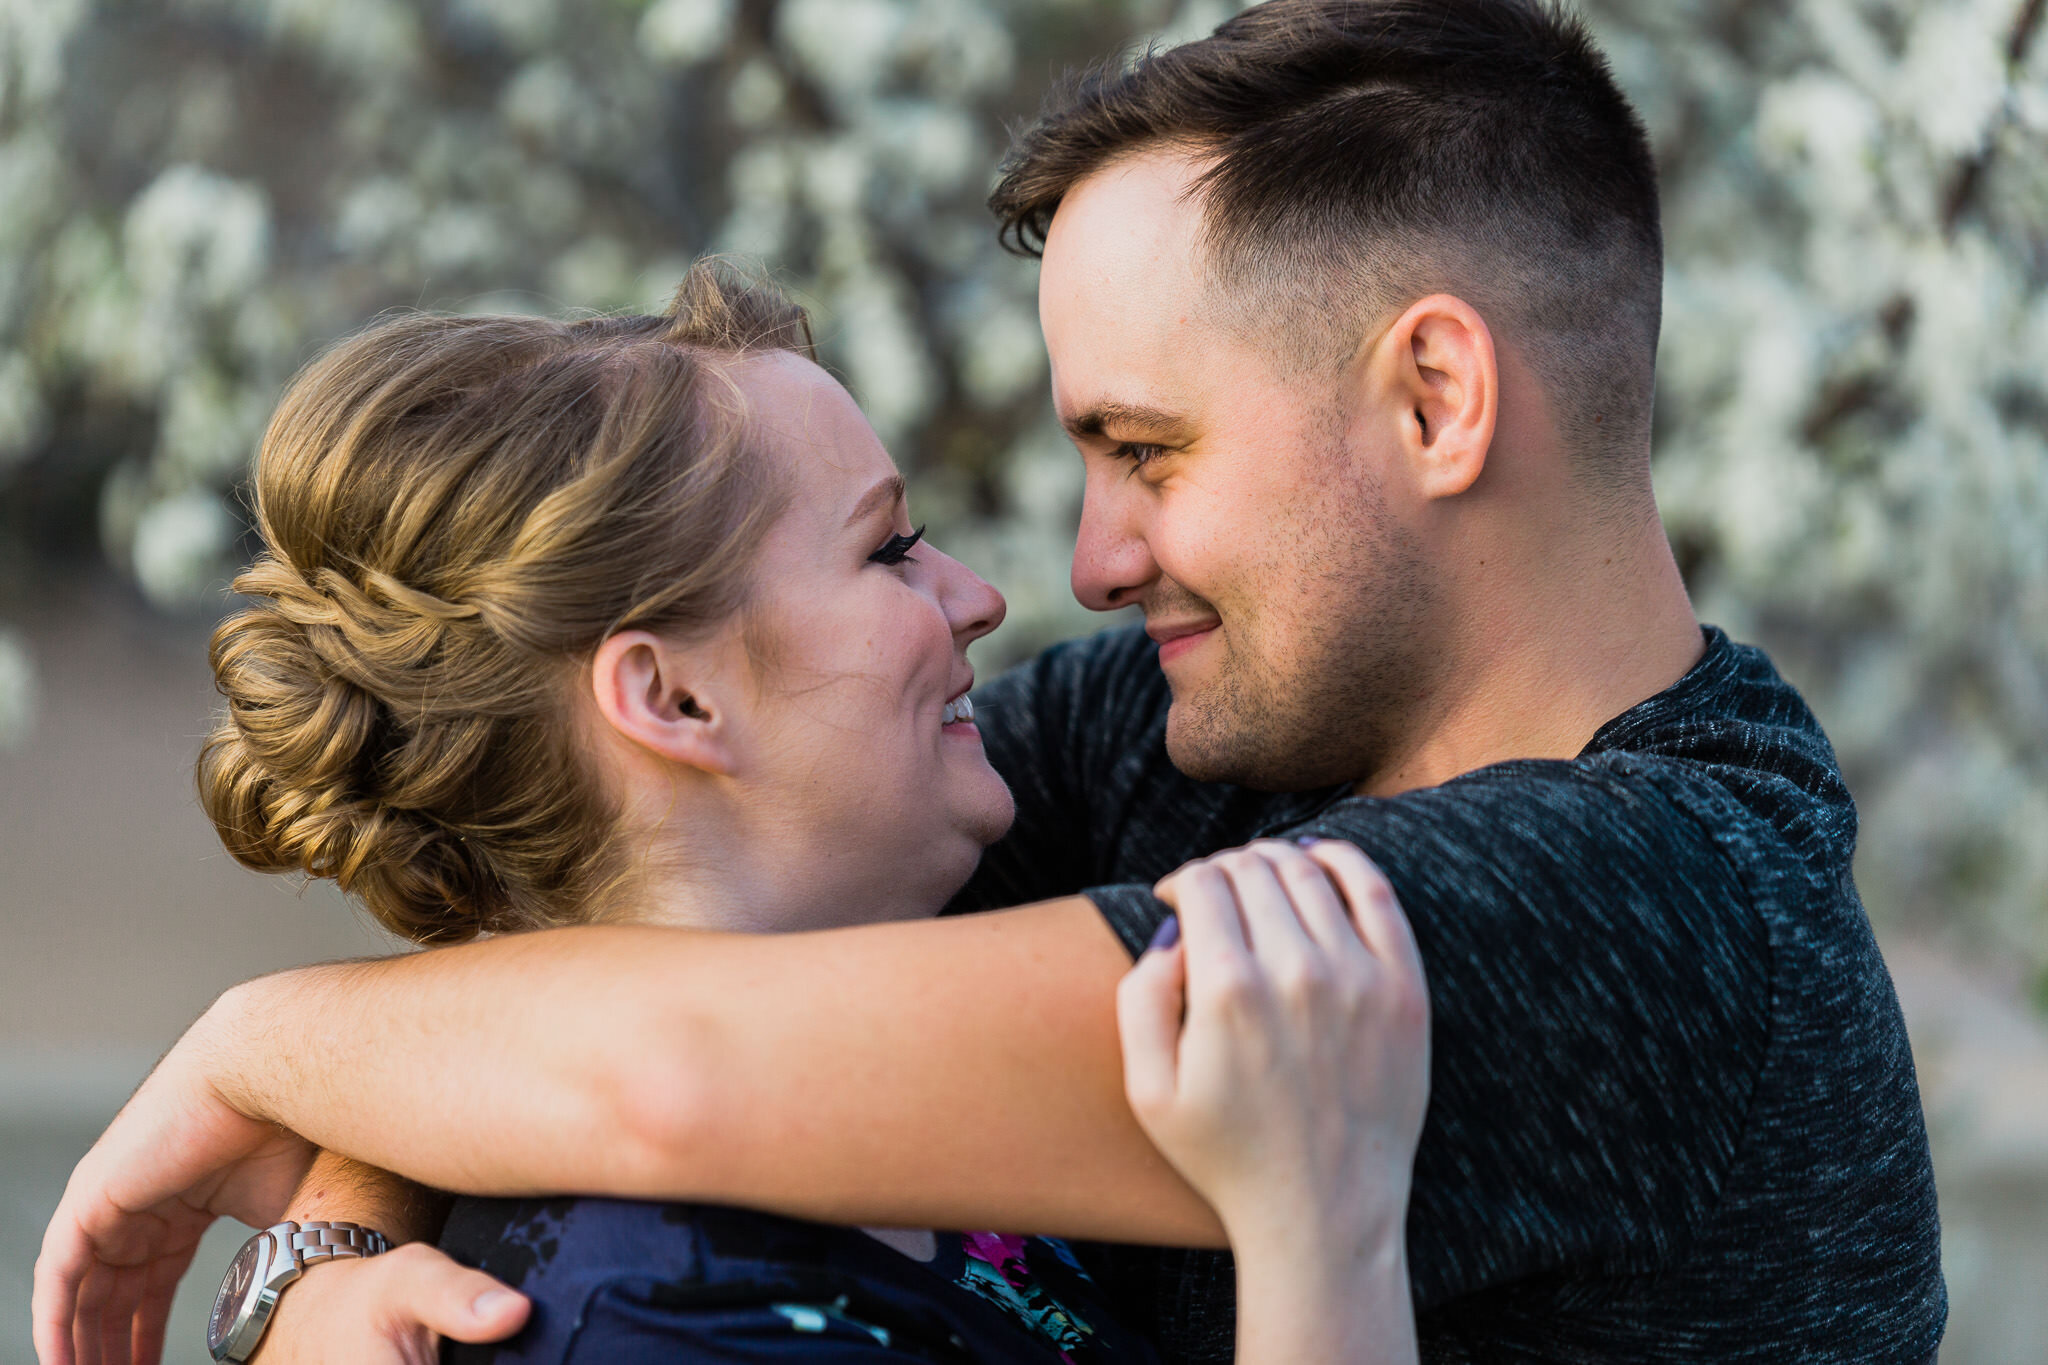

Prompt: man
[{"left": 37, "top": 1, "right": 1944, "bottom": 1361}]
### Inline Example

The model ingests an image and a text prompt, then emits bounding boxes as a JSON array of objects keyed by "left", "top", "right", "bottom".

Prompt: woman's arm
[
  {"left": 1117, "top": 840, "right": 1427, "bottom": 1365},
  {"left": 216, "top": 897, "right": 1217, "bottom": 1238},
  {"left": 35, "top": 897, "right": 1222, "bottom": 1364}
]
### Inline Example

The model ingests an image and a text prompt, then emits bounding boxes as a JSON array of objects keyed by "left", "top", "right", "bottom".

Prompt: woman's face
[{"left": 713, "top": 352, "right": 1015, "bottom": 925}]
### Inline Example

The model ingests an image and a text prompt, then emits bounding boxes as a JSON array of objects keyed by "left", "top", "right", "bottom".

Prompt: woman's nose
[{"left": 939, "top": 550, "right": 1006, "bottom": 644}]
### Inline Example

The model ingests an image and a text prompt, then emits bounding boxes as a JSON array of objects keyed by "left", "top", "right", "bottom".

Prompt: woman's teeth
[{"left": 942, "top": 695, "right": 975, "bottom": 726}]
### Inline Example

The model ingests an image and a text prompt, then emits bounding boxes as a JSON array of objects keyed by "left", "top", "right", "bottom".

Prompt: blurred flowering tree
[
  {"left": 0, "top": 0, "right": 2043, "bottom": 979},
  {"left": 1580, "top": 0, "right": 2048, "bottom": 981}
]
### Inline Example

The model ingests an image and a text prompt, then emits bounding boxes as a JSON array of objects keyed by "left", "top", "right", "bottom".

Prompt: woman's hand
[
  {"left": 33, "top": 1002, "right": 316, "bottom": 1365},
  {"left": 1116, "top": 837, "right": 1428, "bottom": 1365},
  {"left": 32, "top": 989, "right": 531, "bottom": 1365}
]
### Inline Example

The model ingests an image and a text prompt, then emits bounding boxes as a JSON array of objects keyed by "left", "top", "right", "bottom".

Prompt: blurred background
[{"left": 2, "top": 0, "right": 2045, "bottom": 1359}]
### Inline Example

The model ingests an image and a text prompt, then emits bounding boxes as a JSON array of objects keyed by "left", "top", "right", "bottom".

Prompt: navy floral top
[{"left": 439, "top": 1196, "right": 1162, "bottom": 1364}]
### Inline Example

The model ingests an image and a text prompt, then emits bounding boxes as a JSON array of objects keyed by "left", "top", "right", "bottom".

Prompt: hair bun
[{"left": 199, "top": 564, "right": 505, "bottom": 943}]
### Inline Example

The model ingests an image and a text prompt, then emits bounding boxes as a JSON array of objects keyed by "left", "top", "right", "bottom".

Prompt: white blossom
[
  {"left": 0, "top": 349, "right": 48, "bottom": 469},
  {"left": 334, "top": 177, "right": 426, "bottom": 259},
  {"left": 548, "top": 235, "right": 638, "bottom": 310},
  {"left": 639, "top": 0, "right": 736, "bottom": 68},
  {"left": 451, "top": 0, "right": 559, "bottom": 52},
  {"left": 131, "top": 490, "right": 235, "bottom": 608},
  {"left": 175, "top": 0, "right": 423, "bottom": 81},
  {"left": 956, "top": 295, "right": 1046, "bottom": 407},
  {"left": 0, "top": 627, "right": 35, "bottom": 751},
  {"left": 826, "top": 271, "right": 935, "bottom": 446},
  {"left": 123, "top": 165, "right": 271, "bottom": 308},
  {"left": 778, "top": 0, "right": 907, "bottom": 102},
  {"left": 1896, "top": 4, "right": 2010, "bottom": 158},
  {"left": 0, "top": 0, "right": 88, "bottom": 109},
  {"left": 729, "top": 57, "right": 790, "bottom": 127},
  {"left": 861, "top": 99, "right": 982, "bottom": 197}
]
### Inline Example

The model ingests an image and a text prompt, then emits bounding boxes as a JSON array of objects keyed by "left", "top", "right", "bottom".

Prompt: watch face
[{"left": 208, "top": 1237, "right": 265, "bottom": 1355}]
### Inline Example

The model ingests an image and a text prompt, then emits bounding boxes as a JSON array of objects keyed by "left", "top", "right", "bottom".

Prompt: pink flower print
[{"left": 962, "top": 1231, "right": 1031, "bottom": 1288}]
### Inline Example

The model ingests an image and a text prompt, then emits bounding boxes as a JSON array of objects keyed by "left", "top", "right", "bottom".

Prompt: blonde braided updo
[{"left": 199, "top": 263, "right": 813, "bottom": 942}]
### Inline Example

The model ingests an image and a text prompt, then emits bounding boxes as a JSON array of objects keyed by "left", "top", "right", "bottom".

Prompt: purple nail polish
[
  {"left": 1295, "top": 835, "right": 1319, "bottom": 848},
  {"left": 1147, "top": 915, "right": 1181, "bottom": 952}
]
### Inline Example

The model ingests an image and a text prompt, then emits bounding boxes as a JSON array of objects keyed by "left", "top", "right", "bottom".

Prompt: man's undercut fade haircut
[{"left": 990, "top": 0, "right": 1665, "bottom": 481}]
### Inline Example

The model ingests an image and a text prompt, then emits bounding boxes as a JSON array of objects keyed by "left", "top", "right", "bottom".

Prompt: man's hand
[
  {"left": 246, "top": 1244, "right": 528, "bottom": 1365},
  {"left": 248, "top": 1152, "right": 526, "bottom": 1363},
  {"left": 33, "top": 1023, "right": 316, "bottom": 1365}
]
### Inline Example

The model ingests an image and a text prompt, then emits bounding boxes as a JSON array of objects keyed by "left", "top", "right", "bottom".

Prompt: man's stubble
[{"left": 1162, "top": 432, "right": 1437, "bottom": 794}]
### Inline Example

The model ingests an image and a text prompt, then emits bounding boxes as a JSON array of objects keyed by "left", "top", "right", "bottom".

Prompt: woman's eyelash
[{"left": 867, "top": 524, "right": 926, "bottom": 566}]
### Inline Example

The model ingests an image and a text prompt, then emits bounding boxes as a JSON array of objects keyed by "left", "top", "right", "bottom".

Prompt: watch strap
[{"left": 284, "top": 1221, "right": 390, "bottom": 1268}]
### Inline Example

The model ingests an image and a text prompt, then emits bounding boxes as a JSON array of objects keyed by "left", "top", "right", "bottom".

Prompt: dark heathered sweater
[{"left": 946, "top": 624, "right": 1945, "bottom": 1364}]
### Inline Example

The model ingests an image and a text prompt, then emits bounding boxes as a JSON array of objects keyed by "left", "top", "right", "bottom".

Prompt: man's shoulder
[
  {"left": 1585, "top": 626, "right": 1857, "bottom": 869},
  {"left": 1356, "top": 625, "right": 1855, "bottom": 902}
]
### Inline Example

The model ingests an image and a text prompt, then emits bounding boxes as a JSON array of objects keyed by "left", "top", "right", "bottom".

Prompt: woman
[{"left": 48, "top": 263, "right": 1427, "bottom": 1364}]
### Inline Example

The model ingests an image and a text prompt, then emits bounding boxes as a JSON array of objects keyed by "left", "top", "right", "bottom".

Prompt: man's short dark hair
[{"left": 990, "top": 0, "right": 1664, "bottom": 481}]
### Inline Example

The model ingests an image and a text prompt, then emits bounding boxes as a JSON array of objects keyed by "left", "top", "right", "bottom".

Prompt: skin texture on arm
[
  {"left": 284, "top": 1152, "right": 450, "bottom": 1247},
  {"left": 206, "top": 895, "right": 1225, "bottom": 1246}
]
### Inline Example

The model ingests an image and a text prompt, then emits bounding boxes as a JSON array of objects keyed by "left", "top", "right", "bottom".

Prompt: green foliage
[{"left": 0, "top": 0, "right": 2043, "bottom": 963}]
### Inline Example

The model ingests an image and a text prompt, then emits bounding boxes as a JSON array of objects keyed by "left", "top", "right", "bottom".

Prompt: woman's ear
[
  {"left": 588, "top": 630, "right": 737, "bottom": 776},
  {"left": 1379, "top": 293, "right": 1498, "bottom": 500}
]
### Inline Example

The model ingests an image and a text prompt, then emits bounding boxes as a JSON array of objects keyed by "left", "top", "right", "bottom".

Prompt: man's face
[{"left": 1038, "top": 151, "right": 1434, "bottom": 791}]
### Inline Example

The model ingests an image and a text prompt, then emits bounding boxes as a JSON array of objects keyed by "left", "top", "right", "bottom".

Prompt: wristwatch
[{"left": 207, "top": 1220, "right": 390, "bottom": 1361}]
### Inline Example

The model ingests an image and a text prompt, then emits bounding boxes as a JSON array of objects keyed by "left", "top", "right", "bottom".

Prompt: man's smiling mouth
[{"left": 1147, "top": 618, "right": 1220, "bottom": 666}]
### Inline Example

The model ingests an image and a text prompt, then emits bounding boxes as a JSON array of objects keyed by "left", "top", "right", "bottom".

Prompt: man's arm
[
  {"left": 240, "top": 1153, "right": 528, "bottom": 1363},
  {"left": 205, "top": 896, "right": 1224, "bottom": 1245},
  {"left": 284, "top": 1152, "right": 449, "bottom": 1246}
]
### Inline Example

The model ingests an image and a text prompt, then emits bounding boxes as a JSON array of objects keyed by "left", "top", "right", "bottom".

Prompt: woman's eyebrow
[{"left": 843, "top": 473, "right": 906, "bottom": 528}]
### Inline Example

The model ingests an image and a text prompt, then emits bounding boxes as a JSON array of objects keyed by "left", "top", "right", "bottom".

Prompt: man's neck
[{"left": 1358, "top": 517, "right": 1702, "bottom": 798}]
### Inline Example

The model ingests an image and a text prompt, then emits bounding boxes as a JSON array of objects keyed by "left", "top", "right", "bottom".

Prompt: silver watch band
[
  {"left": 209, "top": 1220, "right": 392, "bottom": 1362},
  {"left": 286, "top": 1221, "right": 390, "bottom": 1267}
]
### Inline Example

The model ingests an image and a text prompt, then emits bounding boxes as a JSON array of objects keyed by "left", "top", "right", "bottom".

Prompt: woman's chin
[
  {"left": 914, "top": 785, "right": 1015, "bottom": 912},
  {"left": 964, "top": 773, "right": 1018, "bottom": 849}
]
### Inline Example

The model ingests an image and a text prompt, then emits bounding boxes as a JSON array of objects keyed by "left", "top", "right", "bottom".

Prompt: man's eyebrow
[
  {"left": 843, "top": 474, "right": 906, "bottom": 528},
  {"left": 1059, "top": 401, "right": 1193, "bottom": 442}
]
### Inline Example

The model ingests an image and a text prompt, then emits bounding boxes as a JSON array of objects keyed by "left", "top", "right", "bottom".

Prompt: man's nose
[{"left": 1070, "top": 470, "right": 1157, "bottom": 613}]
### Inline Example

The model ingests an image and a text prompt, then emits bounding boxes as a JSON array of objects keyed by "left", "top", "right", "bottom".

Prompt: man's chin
[
  {"left": 1165, "top": 700, "right": 1285, "bottom": 791},
  {"left": 1165, "top": 696, "right": 1368, "bottom": 792}
]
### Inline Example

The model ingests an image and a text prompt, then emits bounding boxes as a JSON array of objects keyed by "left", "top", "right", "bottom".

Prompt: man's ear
[
  {"left": 589, "top": 630, "right": 737, "bottom": 776},
  {"left": 1379, "top": 293, "right": 1498, "bottom": 500}
]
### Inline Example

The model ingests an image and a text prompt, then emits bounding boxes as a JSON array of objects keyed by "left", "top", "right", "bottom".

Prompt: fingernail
[
  {"left": 474, "top": 1288, "right": 522, "bottom": 1319},
  {"left": 1295, "top": 835, "right": 1319, "bottom": 848},
  {"left": 1146, "top": 915, "right": 1181, "bottom": 952}
]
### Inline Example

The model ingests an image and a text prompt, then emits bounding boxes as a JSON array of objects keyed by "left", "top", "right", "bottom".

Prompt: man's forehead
[
  {"left": 1041, "top": 152, "right": 1218, "bottom": 431},
  {"left": 1040, "top": 151, "right": 1210, "bottom": 307}
]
